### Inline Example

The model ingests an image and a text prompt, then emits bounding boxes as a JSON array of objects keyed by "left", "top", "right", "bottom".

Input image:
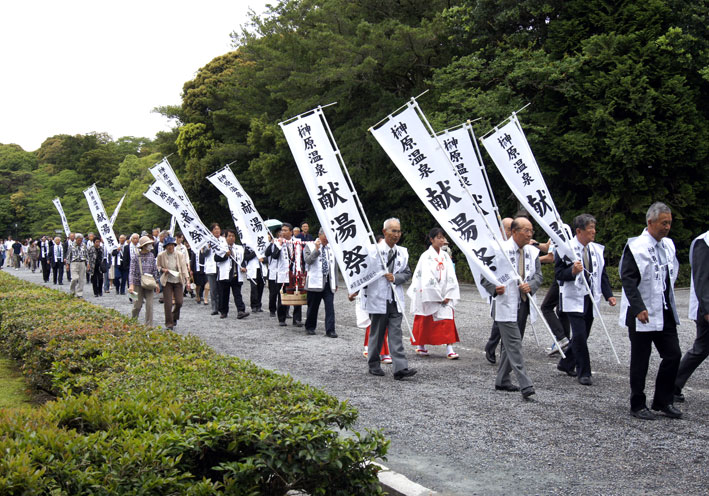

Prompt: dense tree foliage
[{"left": 2, "top": 0, "right": 708, "bottom": 268}]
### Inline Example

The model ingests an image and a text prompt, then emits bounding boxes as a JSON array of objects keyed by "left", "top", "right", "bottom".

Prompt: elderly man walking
[
  {"left": 620, "top": 202, "right": 682, "bottom": 420},
  {"left": 360, "top": 218, "right": 417, "bottom": 380},
  {"left": 66, "top": 234, "right": 88, "bottom": 298}
]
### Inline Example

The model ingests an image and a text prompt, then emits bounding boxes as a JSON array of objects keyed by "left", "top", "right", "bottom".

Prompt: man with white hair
[
  {"left": 620, "top": 202, "right": 682, "bottom": 420},
  {"left": 359, "top": 218, "right": 417, "bottom": 380},
  {"left": 66, "top": 233, "right": 88, "bottom": 298}
]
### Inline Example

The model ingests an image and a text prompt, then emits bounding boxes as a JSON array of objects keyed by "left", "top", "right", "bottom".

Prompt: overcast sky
[{"left": 0, "top": 0, "right": 271, "bottom": 151}]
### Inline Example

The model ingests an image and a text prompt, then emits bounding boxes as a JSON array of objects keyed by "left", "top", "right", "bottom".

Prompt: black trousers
[
  {"left": 218, "top": 278, "right": 245, "bottom": 315},
  {"left": 541, "top": 279, "right": 570, "bottom": 340},
  {"left": 558, "top": 296, "right": 594, "bottom": 378},
  {"left": 628, "top": 309, "right": 681, "bottom": 411},
  {"left": 91, "top": 270, "right": 104, "bottom": 296},
  {"left": 41, "top": 258, "right": 51, "bottom": 282},
  {"left": 268, "top": 279, "right": 279, "bottom": 313},
  {"left": 52, "top": 262, "right": 64, "bottom": 284},
  {"left": 675, "top": 317, "right": 709, "bottom": 393},
  {"left": 250, "top": 269, "right": 265, "bottom": 310},
  {"left": 305, "top": 284, "right": 335, "bottom": 334}
]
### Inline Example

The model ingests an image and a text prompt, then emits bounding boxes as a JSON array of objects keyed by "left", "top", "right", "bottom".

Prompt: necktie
[
  {"left": 387, "top": 248, "right": 396, "bottom": 272},
  {"left": 518, "top": 247, "right": 527, "bottom": 302},
  {"left": 321, "top": 245, "right": 329, "bottom": 276},
  {"left": 583, "top": 244, "right": 592, "bottom": 288},
  {"left": 58, "top": 245, "right": 62, "bottom": 261}
]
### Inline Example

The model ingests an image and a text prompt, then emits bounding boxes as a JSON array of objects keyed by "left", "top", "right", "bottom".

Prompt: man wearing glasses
[
  {"left": 555, "top": 214, "right": 616, "bottom": 386},
  {"left": 620, "top": 202, "right": 682, "bottom": 420}
]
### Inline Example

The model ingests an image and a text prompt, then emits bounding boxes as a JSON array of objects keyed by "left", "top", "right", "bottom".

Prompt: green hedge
[{"left": 0, "top": 272, "right": 387, "bottom": 495}]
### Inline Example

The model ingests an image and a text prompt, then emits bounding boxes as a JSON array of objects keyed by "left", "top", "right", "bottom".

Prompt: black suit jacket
[
  {"left": 620, "top": 244, "right": 675, "bottom": 327},
  {"left": 691, "top": 237, "right": 709, "bottom": 320}
]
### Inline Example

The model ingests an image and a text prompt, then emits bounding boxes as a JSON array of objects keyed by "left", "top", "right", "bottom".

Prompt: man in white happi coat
[
  {"left": 303, "top": 228, "right": 338, "bottom": 337},
  {"left": 360, "top": 218, "right": 417, "bottom": 380},
  {"left": 481, "top": 216, "right": 542, "bottom": 400},
  {"left": 674, "top": 229, "right": 709, "bottom": 403},
  {"left": 271, "top": 223, "right": 304, "bottom": 327},
  {"left": 620, "top": 202, "right": 682, "bottom": 420},
  {"left": 555, "top": 214, "right": 616, "bottom": 385}
]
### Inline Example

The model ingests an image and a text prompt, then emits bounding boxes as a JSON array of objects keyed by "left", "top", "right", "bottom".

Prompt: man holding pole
[
  {"left": 620, "top": 202, "right": 682, "bottom": 420},
  {"left": 361, "top": 218, "right": 417, "bottom": 380},
  {"left": 555, "top": 214, "right": 616, "bottom": 385},
  {"left": 481, "top": 216, "right": 541, "bottom": 400}
]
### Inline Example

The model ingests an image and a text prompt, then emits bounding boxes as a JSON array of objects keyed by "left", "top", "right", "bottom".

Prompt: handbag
[{"left": 138, "top": 255, "right": 158, "bottom": 291}]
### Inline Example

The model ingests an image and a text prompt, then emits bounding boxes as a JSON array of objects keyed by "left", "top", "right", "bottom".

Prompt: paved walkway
[{"left": 8, "top": 267, "right": 709, "bottom": 495}]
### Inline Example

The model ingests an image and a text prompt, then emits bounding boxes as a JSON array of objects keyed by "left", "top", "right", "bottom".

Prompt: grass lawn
[{"left": 0, "top": 357, "right": 30, "bottom": 409}]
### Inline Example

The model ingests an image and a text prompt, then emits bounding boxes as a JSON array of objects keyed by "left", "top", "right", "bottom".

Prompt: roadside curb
[{"left": 375, "top": 463, "right": 437, "bottom": 495}]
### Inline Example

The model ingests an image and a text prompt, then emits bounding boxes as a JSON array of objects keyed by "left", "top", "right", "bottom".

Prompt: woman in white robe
[{"left": 407, "top": 227, "right": 461, "bottom": 359}]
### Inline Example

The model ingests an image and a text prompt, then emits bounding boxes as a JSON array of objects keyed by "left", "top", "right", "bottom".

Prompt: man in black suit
[
  {"left": 49, "top": 236, "right": 65, "bottom": 284},
  {"left": 674, "top": 229, "right": 709, "bottom": 403},
  {"left": 620, "top": 202, "right": 682, "bottom": 420},
  {"left": 39, "top": 235, "right": 52, "bottom": 283}
]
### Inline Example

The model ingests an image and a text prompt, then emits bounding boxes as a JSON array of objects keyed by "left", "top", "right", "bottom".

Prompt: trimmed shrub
[{"left": 0, "top": 272, "right": 387, "bottom": 495}]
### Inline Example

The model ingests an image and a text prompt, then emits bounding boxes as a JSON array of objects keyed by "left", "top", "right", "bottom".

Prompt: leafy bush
[{"left": 0, "top": 272, "right": 387, "bottom": 495}]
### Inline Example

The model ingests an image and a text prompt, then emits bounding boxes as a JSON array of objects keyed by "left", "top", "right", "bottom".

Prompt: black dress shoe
[
  {"left": 393, "top": 368, "right": 417, "bottom": 380},
  {"left": 521, "top": 386, "right": 536, "bottom": 401},
  {"left": 495, "top": 384, "right": 520, "bottom": 392},
  {"left": 270, "top": 312, "right": 276, "bottom": 317},
  {"left": 485, "top": 348, "right": 496, "bottom": 364},
  {"left": 578, "top": 376, "right": 592, "bottom": 386},
  {"left": 652, "top": 404, "right": 683, "bottom": 419},
  {"left": 211, "top": 311, "right": 219, "bottom": 316},
  {"left": 631, "top": 407, "right": 657, "bottom": 420},
  {"left": 220, "top": 314, "right": 228, "bottom": 319},
  {"left": 557, "top": 364, "right": 577, "bottom": 377},
  {"left": 293, "top": 321, "right": 303, "bottom": 327},
  {"left": 279, "top": 321, "right": 287, "bottom": 327},
  {"left": 369, "top": 368, "right": 385, "bottom": 376},
  {"left": 306, "top": 329, "right": 316, "bottom": 335},
  {"left": 237, "top": 311, "right": 249, "bottom": 319},
  {"left": 674, "top": 392, "right": 685, "bottom": 403},
  {"left": 326, "top": 332, "right": 338, "bottom": 338}
]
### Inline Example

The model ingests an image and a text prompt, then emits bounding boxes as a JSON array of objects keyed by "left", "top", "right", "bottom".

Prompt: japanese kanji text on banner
[
  {"left": 52, "top": 198, "right": 71, "bottom": 237},
  {"left": 207, "top": 165, "right": 269, "bottom": 258},
  {"left": 280, "top": 107, "right": 385, "bottom": 294},
  {"left": 481, "top": 114, "right": 573, "bottom": 261},
  {"left": 83, "top": 185, "right": 119, "bottom": 252},
  {"left": 149, "top": 158, "right": 199, "bottom": 220},
  {"left": 370, "top": 102, "right": 514, "bottom": 288}
]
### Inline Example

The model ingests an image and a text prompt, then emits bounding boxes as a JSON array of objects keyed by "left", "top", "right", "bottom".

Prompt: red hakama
[{"left": 410, "top": 314, "right": 459, "bottom": 346}]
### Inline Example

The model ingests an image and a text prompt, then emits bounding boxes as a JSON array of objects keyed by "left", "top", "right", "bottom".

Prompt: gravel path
[{"left": 9, "top": 268, "right": 709, "bottom": 495}]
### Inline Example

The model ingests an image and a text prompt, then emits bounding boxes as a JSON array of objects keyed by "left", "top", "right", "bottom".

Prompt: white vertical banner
[
  {"left": 436, "top": 123, "right": 502, "bottom": 235},
  {"left": 206, "top": 165, "right": 269, "bottom": 258},
  {"left": 109, "top": 193, "right": 126, "bottom": 228},
  {"left": 52, "top": 198, "right": 71, "bottom": 237},
  {"left": 144, "top": 181, "right": 225, "bottom": 256},
  {"left": 149, "top": 158, "right": 200, "bottom": 221},
  {"left": 280, "top": 107, "right": 386, "bottom": 294},
  {"left": 481, "top": 114, "right": 573, "bottom": 261},
  {"left": 370, "top": 101, "right": 514, "bottom": 287},
  {"left": 83, "top": 185, "right": 119, "bottom": 252}
]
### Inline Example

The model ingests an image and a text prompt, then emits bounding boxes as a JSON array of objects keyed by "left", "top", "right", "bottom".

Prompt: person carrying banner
[
  {"left": 484, "top": 217, "right": 513, "bottom": 364},
  {"left": 359, "top": 218, "right": 417, "bottom": 380},
  {"left": 87, "top": 237, "right": 105, "bottom": 297},
  {"left": 157, "top": 236, "right": 190, "bottom": 330},
  {"left": 555, "top": 214, "right": 616, "bottom": 385},
  {"left": 407, "top": 227, "right": 461, "bottom": 359},
  {"left": 244, "top": 245, "right": 265, "bottom": 313},
  {"left": 272, "top": 223, "right": 304, "bottom": 327},
  {"left": 620, "top": 202, "right": 682, "bottom": 420},
  {"left": 204, "top": 223, "right": 222, "bottom": 316},
  {"left": 304, "top": 228, "right": 338, "bottom": 337},
  {"left": 674, "top": 230, "right": 709, "bottom": 403},
  {"left": 66, "top": 234, "right": 88, "bottom": 298},
  {"left": 265, "top": 230, "right": 281, "bottom": 317},
  {"left": 481, "top": 216, "right": 541, "bottom": 400},
  {"left": 214, "top": 229, "right": 249, "bottom": 320}
]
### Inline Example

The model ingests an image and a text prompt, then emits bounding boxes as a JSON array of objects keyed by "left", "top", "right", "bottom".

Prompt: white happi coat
[
  {"left": 267, "top": 242, "right": 279, "bottom": 281},
  {"left": 559, "top": 237, "right": 606, "bottom": 315},
  {"left": 361, "top": 240, "right": 409, "bottom": 315},
  {"left": 619, "top": 229, "right": 679, "bottom": 331},
  {"left": 275, "top": 239, "right": 302, "bottom": 284},
  {"left": 407, "top": 245, "right": 460, "bottom": 320},
  {"left": 688, "top": 231, "right": 709, "bottom": 320},
  {"left": 217, "top": 242, "right": 245, "bottom": 282},
  {"left": 492, "top": 238, "right": 540, "bottom": 323},
  {"left": 305, "top": 242, "right": 337, "bottom": 292}
]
